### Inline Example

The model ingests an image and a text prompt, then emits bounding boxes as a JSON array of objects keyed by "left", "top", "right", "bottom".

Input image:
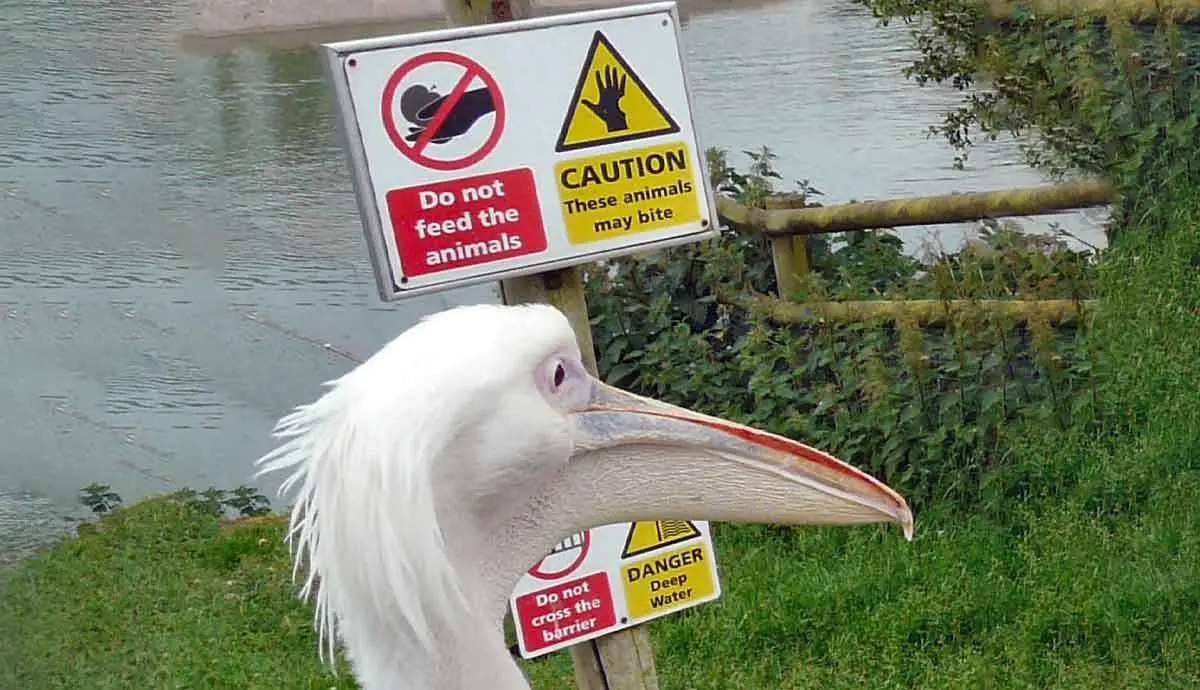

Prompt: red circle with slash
[
  {"left": 381, "top": 51, "right": 506, "bottom": 172},
  {"left": 528, "top": 530, "right": 591, "bottom": 581}
]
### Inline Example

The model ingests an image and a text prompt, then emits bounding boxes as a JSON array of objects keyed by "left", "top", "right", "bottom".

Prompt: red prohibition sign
[
  {"left": 381, "top": 51, "right": 506, "bottom": 172},
  {"left": 528, "top": 530, "right": 591, "bottom": 581}
]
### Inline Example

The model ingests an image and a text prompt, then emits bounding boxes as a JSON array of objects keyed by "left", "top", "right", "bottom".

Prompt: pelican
[{"left": 256, "top": 303, "right": 913, "bottom": 690}]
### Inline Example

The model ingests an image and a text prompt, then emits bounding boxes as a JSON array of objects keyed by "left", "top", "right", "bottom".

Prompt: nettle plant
[
  {"left": 79, "top": 483, "right": 271, "bottom": 519},
  {"left": 583, "top": 147, "right": 1102, "bottom": 512}
]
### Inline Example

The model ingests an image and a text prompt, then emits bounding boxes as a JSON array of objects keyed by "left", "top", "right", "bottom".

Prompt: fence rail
[
  {"left": 716, "top": 181, "right": 1115, "bottom": 237},
  {"left": 725, "top": 293, "right": 1097, "bottom": 327},
  {"left": 713, "top": 181, "right": 1115, "bottom": 322}
]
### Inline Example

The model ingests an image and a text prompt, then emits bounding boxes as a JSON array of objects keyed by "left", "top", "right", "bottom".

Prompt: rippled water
[
  {"left": 0, "top": 489, "right": 80, "bottom": 569},
  {"left": 0, "top": 0, "right": 1105, "bottom": 562}
]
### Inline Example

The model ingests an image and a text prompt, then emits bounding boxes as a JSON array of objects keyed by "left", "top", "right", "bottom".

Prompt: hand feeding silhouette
[{"left": 400, "top": 83, "right": 496, "bottom": 144}]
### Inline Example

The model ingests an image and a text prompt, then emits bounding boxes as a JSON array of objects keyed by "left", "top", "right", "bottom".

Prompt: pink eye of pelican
[{"left": 552, "top": 362, "right": 566, "bottom": 389}]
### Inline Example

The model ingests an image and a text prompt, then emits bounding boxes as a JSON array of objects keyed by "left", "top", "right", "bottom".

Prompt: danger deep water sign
[
  {"left": 508, "top": 520, "right": 722, "bottom": 659},
  {"left": 320, "top": 1, "right": 718, "bottom": 301}
]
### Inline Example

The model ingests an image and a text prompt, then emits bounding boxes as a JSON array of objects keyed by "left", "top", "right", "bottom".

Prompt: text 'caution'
[
  {"left": 555, "top": 141, "right": 701, "bottom": 245},
  {"left": 620, "top": 541, "right": 717, "bottom": 621}
]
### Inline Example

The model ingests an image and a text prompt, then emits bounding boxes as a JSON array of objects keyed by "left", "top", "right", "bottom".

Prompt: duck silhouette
[{"left": 400, "top": 84, "right": 496, "bottom": 144}]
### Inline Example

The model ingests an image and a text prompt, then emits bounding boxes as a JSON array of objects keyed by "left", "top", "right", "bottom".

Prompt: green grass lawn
[
  {"left": 4, "top": 190, "right": 1200, "bottom": 688},
  {"left": 2, "top": 490, "right": 1196, "bottom": 689}
]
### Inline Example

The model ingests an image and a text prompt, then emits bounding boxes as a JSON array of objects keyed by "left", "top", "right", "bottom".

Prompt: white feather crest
[
  {"left": 254, "top": 303, "right": 576, "bottom": 670},
  {"left": 255, "top": 362, "right": 469, "bottom": 665}
]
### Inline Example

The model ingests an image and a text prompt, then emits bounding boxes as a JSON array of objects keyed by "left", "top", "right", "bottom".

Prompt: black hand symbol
[
  {"left": 581, "top": 66, "right": 628, "bottom": 133},
  {"left": 400, "top": 84, "right": 496, "bottom": 144}
]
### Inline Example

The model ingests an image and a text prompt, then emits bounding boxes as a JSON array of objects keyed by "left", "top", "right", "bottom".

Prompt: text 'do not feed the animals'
[{"left": 328, "top": 4, "right": 717, "bottom": 299}]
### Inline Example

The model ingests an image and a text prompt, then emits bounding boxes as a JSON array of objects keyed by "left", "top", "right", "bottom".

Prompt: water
[
  {"left": 0, "top": 0, "right": 1105, "bottom": 563},
  {"left": 0, "top": 488, "right": 82, "bottom": 569}
]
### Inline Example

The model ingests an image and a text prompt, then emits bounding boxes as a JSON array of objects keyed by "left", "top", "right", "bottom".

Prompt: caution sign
[
  {"left": 555, "top": 31, "right": 681, "bottom": 153},
  {"left": 556, "top": 141, "right": 701, "bottom": 245},
  {"left": 331, "top": 3, "right": 717, "bottom": 300},
  {"left": 509, "top": 518, "right": 722, "bottom": 659},
  {"left": 621, "top": 541, "right": 718, "bottom": 621},
  {"left": 621, "top": 520, "right": 701, "bottom": 559}
]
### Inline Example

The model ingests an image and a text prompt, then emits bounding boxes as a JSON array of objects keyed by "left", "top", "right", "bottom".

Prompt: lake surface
[{"left": 0, "top": 0, "right": 1106, "bottom": 561}]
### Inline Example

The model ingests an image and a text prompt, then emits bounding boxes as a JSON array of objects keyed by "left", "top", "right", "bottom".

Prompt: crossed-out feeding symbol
[
  {"left": 581, "top": 65, "right": 628, "bottom": 134},
  {"left": 399, "top": 83, "right": 496, "bottom": 144},
  {"left": 380, "top": 51, "right": 506, "bottom": 172}
]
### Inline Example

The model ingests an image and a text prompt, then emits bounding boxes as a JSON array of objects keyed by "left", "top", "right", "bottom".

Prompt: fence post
[
  {"left": 763, "top": 194, "right": 810, "bottom": 300},
  {"left": 769, "top": 235, "right": 808, "bottom": 300},
  {"left": 500, "top": 268, "right": 660, "bottom": 690},
  {"left": 442, "top": 2, "right": 661, "bottom": 689}
]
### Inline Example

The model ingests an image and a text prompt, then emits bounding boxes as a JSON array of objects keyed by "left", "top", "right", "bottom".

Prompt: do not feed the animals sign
[{"left": 319, "top": 1, "right": 719, "bottom": 301}]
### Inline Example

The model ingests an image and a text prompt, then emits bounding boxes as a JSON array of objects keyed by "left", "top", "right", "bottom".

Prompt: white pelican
[{"left": 256, "top": 303, "right": 913, "bottom": 690}]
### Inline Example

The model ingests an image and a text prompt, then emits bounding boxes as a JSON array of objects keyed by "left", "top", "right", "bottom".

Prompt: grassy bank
[{"left": 3, "top": 175, "right": 1200, "bottom": 688}]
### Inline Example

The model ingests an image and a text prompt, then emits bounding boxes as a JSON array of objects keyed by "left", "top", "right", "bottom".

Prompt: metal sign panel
[
  {"left": 509, "top": 520, "right": 722, "bottom": 659},
  {"left": 321, "top": 2, "right": 718, "bottom": 301}
]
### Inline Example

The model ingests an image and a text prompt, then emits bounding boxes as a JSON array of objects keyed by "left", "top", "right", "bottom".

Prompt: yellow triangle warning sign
[
  {"left": 621, "top": 520, "right": 701, "bottom": 559},
  {"left": 555, "top": 31, "right": 681, "bottom": 153}
]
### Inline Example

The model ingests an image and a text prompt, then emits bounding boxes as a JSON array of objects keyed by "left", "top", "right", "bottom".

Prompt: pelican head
[{"left": 256, "top": 303, "right": 913, "bottom": 690}]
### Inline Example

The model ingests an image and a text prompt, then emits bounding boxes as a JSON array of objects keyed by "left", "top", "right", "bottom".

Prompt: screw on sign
[
  {"left": 528, "top": 530, "right": 590, "bottom": 580},
  {"left": 380, "top": 51, "right": 506, "bottom": 172}
]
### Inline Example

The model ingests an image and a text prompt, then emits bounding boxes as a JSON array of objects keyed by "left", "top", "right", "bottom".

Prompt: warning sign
[
  {"left": 555, "top": 31, "right": 680, "bottom": 153},
  {"left": 513, "top": 572, "right": 618, "bottom": 656},
  {"left": 508, "top": 518, "right": 721, "bottom": 660},
  {"left": 621, "top": 519, "right": 702, "bottom": 559},
  {"left": 385, "top": 167, "right": 548, "bottom": 278},
  {"left": 327, "top": 2, "right": 719, "bottom": 300},
  {"left": 621, "top": 540, "right": 718, "bottom": 621},
  {"left": 556, "top": 141, "right": 702, "bottom": 245}
]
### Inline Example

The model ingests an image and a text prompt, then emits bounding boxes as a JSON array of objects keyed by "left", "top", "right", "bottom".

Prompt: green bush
[{"left": 583, "top": 147, "right": 1100, "bottom": 513}]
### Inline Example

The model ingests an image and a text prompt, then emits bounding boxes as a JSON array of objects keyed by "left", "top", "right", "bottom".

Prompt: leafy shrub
[
  {"left": 584, "top": 147, "right": 1101, "bottom": 512},
  {"left": 79, "top": 483, "right": 124, "bottom": 514}
]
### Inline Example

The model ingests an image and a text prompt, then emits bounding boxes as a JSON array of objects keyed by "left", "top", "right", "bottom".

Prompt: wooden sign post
[{"left": 503, "top": 268, "right": 659, "bottom": 690}]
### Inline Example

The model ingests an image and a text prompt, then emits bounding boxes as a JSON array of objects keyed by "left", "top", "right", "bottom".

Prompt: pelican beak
[{"left": 569, "top": 380, "right": 914, "bottom": 541}]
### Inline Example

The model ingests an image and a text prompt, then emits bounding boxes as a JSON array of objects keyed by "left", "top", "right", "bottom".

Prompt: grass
[
  {"left": 0, "top": 508, "right": 357, "bottom": 690},
  {"left": 4, "top": 190, "right": 1200, "bottom": 688}
]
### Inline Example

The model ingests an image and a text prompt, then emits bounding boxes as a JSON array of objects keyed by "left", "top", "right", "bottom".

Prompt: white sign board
[
  {"left": 321, "top": 1, "right": 718, "bottom": 301},
  {"left": 509, "top": 520, "right": 721, "bottom": 658}
]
